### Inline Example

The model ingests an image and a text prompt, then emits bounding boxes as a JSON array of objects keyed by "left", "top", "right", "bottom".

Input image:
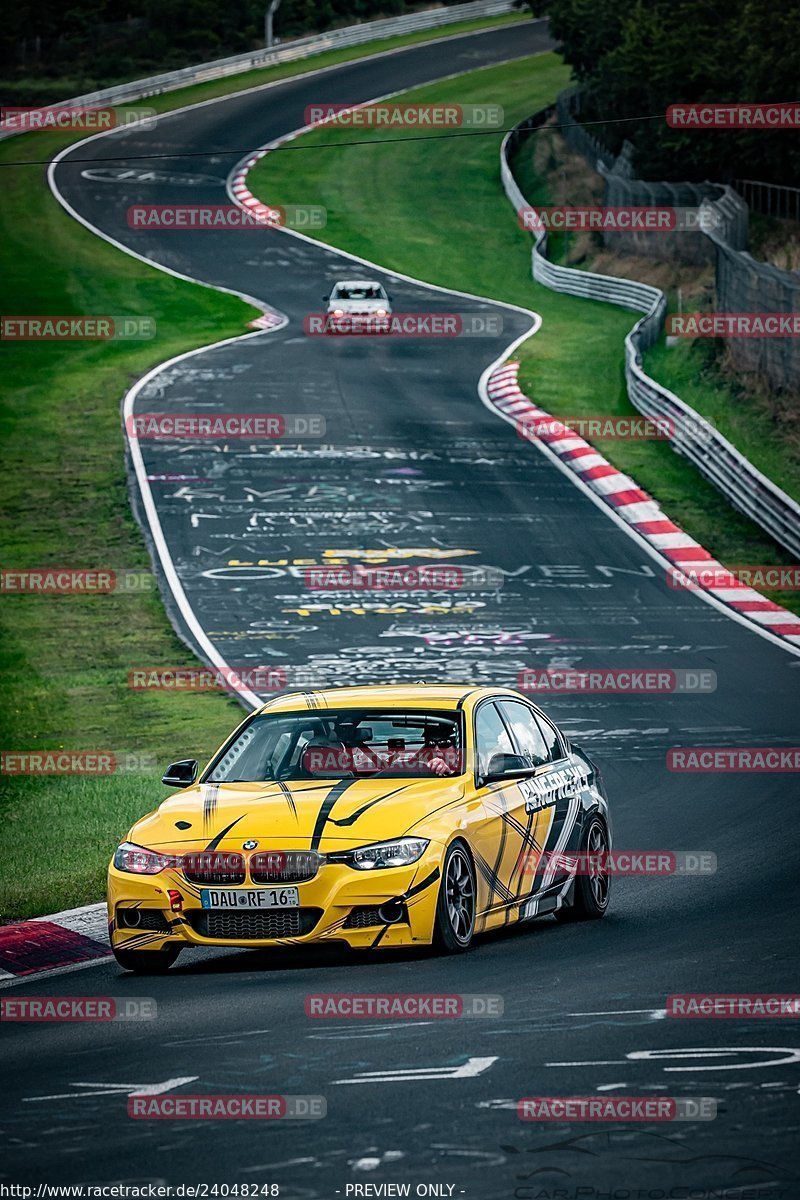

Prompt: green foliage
[
  {"left": 0, "top": 0, "right": 444, "bottom": 97},
  {"left": 528, "top": 0, "right": 800, "bottom": 185}
]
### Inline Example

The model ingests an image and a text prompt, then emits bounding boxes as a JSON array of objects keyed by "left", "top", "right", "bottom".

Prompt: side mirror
[
  {"left": 481, "top": 752, "right": 537, "bottom": 785},
  {"left": 322, "top": 294, "right": 329, "bottom": 302},
  {"left": 162, "top": 759, "right": 198, "bottom": 787}
]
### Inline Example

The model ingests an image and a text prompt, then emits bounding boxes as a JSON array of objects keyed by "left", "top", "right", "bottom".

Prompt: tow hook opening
[{"left": 378, "top": 899, "right": 405, "bottom": 924}]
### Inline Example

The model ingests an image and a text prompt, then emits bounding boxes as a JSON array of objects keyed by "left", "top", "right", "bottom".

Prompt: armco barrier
[
  {"left": 556, "top": 87, "right": 798, "bottom": 396},
  {"left": 0, "top": 0, "right": 516, "bottom": 142},
  {"left": 501, "top": 109, "right": 800, "bottom": 559}
]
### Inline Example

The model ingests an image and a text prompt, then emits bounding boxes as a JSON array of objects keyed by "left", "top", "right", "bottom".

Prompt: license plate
[{"left": 200, "top": 887, "right": 299, "bottom": 910}]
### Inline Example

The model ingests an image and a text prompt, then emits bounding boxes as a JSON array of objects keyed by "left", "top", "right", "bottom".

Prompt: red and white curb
[
  {"left": 248, "top": 309, "right": 285, "bottom": 331},
  {"left": 487, "top": 362, "right": 800, "bottom": 647},
  {"left": 229, "top": 151, "right": 291, "bottom": 333},
  {"left": 0, "top": 903, "right": 109, "bottom": 984},
  {"left": 231, "top": 147, "right": 279, "bottom": 225}
]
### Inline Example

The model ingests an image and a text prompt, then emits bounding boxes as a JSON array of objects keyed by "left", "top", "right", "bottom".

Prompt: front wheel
[
  {"left": 112, "top": 945, "right": 181, "bottom": 974},
  {"left": 433, "top": 841, "right": 476, "bottom": 953},
  {"left": 555, "top": 816, "right": 611, "bottom": 922}
]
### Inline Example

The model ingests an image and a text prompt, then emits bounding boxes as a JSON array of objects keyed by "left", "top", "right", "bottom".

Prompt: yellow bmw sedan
[{"left": 108, "top": 685, "right": 612, "bottom": 972}]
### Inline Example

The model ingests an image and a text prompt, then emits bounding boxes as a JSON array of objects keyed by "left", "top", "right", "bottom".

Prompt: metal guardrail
[
  {"left": 500, "top": 109, "right": 800, "bottom": 558},
  {"left": 733, "top": 179, "right": 800, "bottom": 223},
  {"left": 556, "top": 88, "right": 799, "bottom": 395},
  {"left": 0, "top": 0, "right": 516, "bottom": 141}
]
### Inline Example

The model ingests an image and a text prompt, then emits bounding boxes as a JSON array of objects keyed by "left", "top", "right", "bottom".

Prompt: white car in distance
[{"left": 324, "top": 280, "right": 393, "bottom": 333}]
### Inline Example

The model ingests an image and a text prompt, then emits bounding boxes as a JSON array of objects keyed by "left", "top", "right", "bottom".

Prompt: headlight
[
  {"left": 336, "top": 838, "right": 429, "bottom": 870},
  {"left": 376, "top": 308, "right": 388, "bottom": 316},
  {"left": 332, "top": 309, "right": 344, "bottom": 317},
  {"left": 113, "top": 841, "right": 174, "bottom": 875}
]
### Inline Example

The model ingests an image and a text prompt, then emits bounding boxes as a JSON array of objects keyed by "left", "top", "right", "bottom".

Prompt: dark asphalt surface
[{"left": 2, "top": 20, "right": 799, "bottom": 1199}]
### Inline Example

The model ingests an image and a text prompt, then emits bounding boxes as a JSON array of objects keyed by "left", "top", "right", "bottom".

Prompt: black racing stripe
[
  {"left": 472, "top": 847, "right": 497, "bottom": 893},
  {"left": 472, "top": 847, "right": 515, "bottom": 904},
  {"left": 508, "top": 808, "right": 537, "bottom": 918},
  {"left": 401, "top": 866, "right": 440, "bottom": 901},
  {"left": 502, "top": 809, "right": 538, "bottom": 839},
  {"left": 276, "top": 780, "right": 297, "bottom": 819},
  {"left": 371, "top": 924, "right": 391, "bottom": 949},
  {"left": 177, "top": 879, "right": 202, "bottom": 900},
  {"left": 488, "top": 787, "right": 510, "bottom": 909},
  {"left": 204, "top": 815, "right": 245, "bottom": 851},
  {"left": 114, "top": 930, "right": 168, "bottom": 950},
  {"left": 503, "top": 808, "right": 543, "bottom": 903},
  {"left": 329, "top": 784, "right": 411, "bottom": 827},
  {"left": 320, "top": 914, "right": 350, "bottom": 937},
  {"left": 540, "top": 794, "right": 571, "bottom": 853},
  {"left": 203, "top": 785, "right": 219, "bottom": 825},
  {"left": 310, "top": 777, "right": 361, "bottom": 851}
]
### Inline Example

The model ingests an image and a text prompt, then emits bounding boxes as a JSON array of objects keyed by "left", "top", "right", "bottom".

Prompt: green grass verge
[
  {"left": 644, "top": 336, "right": 799, "bottom": 504},
  {"left": 0, "top": 126, "right": 253, "bottom": 921},
  {"left": 0, "top": 13, "right": 529, "bottom": 922},
  {"left": 513, "top": 132, "right": 800, "bottom": 513},
  {"left": 249, "top": 51, "right": 800, "bottom": 615}
]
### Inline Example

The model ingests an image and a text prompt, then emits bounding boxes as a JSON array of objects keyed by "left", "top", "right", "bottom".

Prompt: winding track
[{"left": 3, "top": 22, "right": 799, "bottom": 1195}]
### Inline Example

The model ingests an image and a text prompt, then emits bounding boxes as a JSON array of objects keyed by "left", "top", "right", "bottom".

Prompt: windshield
[
  {"left": 204, "top": 709, "right": 464, "bottom": 783},
  {"left": 332, "top": 284, "right": 386, "bottom": 301}
]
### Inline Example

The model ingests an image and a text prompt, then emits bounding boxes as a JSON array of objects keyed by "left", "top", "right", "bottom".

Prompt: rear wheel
[
  {"left": 433, "top": 841, "right": 476, "bottom": 953},
  {"left": 112, "top": 945, "right": 181, "bottom": 974},
  {"left": 555, "top": 817, "right": 610, "bottom": 922}
]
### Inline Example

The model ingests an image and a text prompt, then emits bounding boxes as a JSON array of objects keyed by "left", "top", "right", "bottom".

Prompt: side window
[
  {"left": 533, "top": 711, "right": 565, "bottom": 761},
  {"left": 497, "top": 701, "right": 550, "bottom": 767},
  {"left": 475, "top": 703, "right": 513, "bottom": 778}
]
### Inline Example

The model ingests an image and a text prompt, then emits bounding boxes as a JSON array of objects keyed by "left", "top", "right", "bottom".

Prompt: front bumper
[
  {"left": 107, "top": 844, "right": 444, "bottom": 952},
  {"left": 326, "top": 314, "right": 390, "bottom": 334}
]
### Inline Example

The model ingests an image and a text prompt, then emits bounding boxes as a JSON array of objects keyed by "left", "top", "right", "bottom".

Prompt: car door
[
  {"left": 498, "top": 701, "right": 588, "bottom": 919},
  {"left": 471, "top": 699, "right": 550, "bottom": 931}
]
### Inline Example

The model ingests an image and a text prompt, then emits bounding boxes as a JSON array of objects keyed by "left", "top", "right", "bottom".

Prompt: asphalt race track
[{"left": 3, "top": 21, "right": 799, "bottom": 1199}]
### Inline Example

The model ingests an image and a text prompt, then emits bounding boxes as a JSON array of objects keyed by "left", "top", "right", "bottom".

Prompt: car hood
[{"left": 129, "top": 776, "right": 466, "bottom": 852}]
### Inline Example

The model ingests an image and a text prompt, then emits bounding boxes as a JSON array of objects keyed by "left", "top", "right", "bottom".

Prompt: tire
[
  {"left": 113, "top": 945, "right": 181, "bottom": 974},
  {"left": 555, "top": 816, "right": 611, "bottom": 922},
  {"left": 433, "top": 841, "right": 476, "bottom": 953}
]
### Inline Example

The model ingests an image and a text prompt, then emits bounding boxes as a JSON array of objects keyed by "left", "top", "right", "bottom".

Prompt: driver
[{"left": 418, "top": 732, "right": 459, "bottom": 777}]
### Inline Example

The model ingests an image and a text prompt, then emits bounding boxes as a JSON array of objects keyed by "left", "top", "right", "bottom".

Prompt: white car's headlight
[
  {"left": 114, "top": 841, "right": 174, "bottom": 875},
  {"left": 334, "top": 838, "right": 430, "bottom": 870}
]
